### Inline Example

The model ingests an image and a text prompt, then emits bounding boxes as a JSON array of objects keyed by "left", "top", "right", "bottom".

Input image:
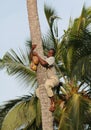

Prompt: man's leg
[
  {"left": 45, "top": 78, "right": 58, "bottom": 112},
  {"left": 49, "top": 96, "right": 56, "bottom": 112}
]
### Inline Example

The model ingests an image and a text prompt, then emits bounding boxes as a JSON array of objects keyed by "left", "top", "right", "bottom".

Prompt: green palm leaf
[
  {"left": 67, "top": 94, "right": 91, "bottom": 130},
  {"left": 61, "top": 6, "right": 91, "bottom": 80},
  {"left": 58, "top": 91, "right": 91, "bottom": 130},
  {"left": 36, "top": 99, "right": 42, "bottom": 128},
  {"left": 42, "top": 31, "right": 55, "bottom": 50},
  {"left": 72, "top": 54, "right": 91, "bottom": 82},
  {"left": 1, "top": 96, "right": 39, "bottom": 130},
  {"left": 44, "top": 4, "right": 57, "bottom": 26},
  {"left": 0, "top": 95, "right": 32, "bottom": 129},
  {"left": 23, "top": 98, "right": 42, "bottom": 130},
  {"left": 44, "top": 4, "right": 60, "bottom": 50},
  {"left": 0, "top": 49, "right": 37, "bottom": 87},
  {"left": 58, "top": 109, "right": 70, "bottom": 130}
]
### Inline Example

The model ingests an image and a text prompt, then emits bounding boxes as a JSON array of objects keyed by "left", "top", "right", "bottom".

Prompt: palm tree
[
  {"left": 0, "top": 3, "right": 91, "bottom": 130},
  {"left": 60, "top": 5, "right": 91, "bottom": 82},
  {"left": 55, "top": 5, "right": 91, "bottom": 130},
  {"left": 27, "top": 0, "right": 53, "bottom": 130}
]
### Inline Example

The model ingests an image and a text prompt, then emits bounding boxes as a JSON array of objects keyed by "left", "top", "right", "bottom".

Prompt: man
[{"left": 33, "top": 48, "right": 59, "bottom": 112}]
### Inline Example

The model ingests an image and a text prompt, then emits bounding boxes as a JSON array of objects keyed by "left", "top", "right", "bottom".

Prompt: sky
[{"left": 0, "top": 0, "right": 91, "bottom": 105}]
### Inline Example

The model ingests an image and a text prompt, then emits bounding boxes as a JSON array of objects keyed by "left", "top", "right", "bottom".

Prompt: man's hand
[
  {"left": 32, "top": 44, "right": 37, "bottom": 50},
  {"left": 32, "top": 51, "right": 38, "bottom": 56}
]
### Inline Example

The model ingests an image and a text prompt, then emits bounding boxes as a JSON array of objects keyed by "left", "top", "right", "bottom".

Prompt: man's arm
[{"left": 33, "top": 52, "right": 49, "bottom": 68}]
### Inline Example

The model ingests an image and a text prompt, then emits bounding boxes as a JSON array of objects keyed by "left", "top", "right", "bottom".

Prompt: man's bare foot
[{"left": 49, "top": 102, "right": 55, "bottom": 112}]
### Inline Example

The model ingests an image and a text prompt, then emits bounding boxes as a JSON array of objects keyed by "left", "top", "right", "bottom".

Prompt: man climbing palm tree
[{"left": 33, "top": 48, "right": 59, "bottom": 112}]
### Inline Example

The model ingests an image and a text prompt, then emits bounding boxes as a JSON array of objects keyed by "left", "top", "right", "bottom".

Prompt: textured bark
[{"left": 27, "top": 0, "right": 53, "bottom": 130}]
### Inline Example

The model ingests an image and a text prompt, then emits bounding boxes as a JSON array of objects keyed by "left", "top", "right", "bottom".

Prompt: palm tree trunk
[{"left": 26, "top": 0, "right": 53, "bottom": 130}]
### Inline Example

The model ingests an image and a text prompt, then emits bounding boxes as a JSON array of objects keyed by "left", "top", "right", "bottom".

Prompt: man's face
[{"left": 47, "top": 50, "right": 54, "bottom": 57}]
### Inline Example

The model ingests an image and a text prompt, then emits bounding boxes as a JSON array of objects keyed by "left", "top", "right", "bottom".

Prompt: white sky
[{"left": 0, "top": 0, "right": 91, "bottom": 105}]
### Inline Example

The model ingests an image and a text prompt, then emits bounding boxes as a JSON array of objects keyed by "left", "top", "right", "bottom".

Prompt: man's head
[{"left": 47, "top": 48, "right": 55, "bottom": 57}]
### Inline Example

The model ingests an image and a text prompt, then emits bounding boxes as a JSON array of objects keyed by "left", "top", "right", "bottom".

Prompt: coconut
[
  {"left": 30, "top": 62, "right": 37, "bottom": 71},
  {"left": 32, "top": 56, "right": 39, "bottom": 65}
]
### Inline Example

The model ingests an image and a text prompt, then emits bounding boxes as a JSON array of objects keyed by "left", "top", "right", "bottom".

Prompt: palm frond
[
  {"left": 58, "top": 108, "right": 70, "bottom": 130},
  {"left": 42, "top": 30, "right": 55, "bottom": 49},
  {"left": 1, "top": 96, "right": 40, "bottom": 130},
  {"left": 23, "top": 121, "right": 42, "bottom": 130},
  {"left": 66, "top": 30, "right": 91, "bottom": 78},
  {"left": 23, "top": 99, "right": 42, "bottom": 130},
  {"left": 36, "top": 99, "right": 41, "bottom": 128},
  {"left": 67, "top": 5, "right": 91, "bottom": 35},
  {"left": 25, "top": 40, "right": 32, "bottom": 49},
  {"left": 0, "top": 59, "right": 4, "bottom": 69},
  {"left": 44, "top": 4, "right": 61, "bottom": 50},
  {"left": 0, "top": 95, "right": 32, "bottom": 129},
  {"left": 53, "top": 78, "right": 91, "bottom": 129},
  {"left": 0, "top": 49, "right": 37, "bottom": 87},
  {"left": 60, "top": 6, "right": 91, "bottom": 79},
  {"left": 44, "top": 4, "right": 57, "bottom": 26},
  {"left": 67, "top": 94, "right": 91, "bottom": 130},
  {"left": 80, "top": 5, "right": 91, "bottom": 29},
  {"left": 71, "top": 54, "right": 91, "bottom": 82}
]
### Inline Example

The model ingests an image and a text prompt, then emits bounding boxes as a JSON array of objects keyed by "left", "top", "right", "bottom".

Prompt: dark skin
[
  {"left": 30, "top": 44, "right": 37, "bottom": 60},
  {"left": 33, "top": 49, "right": 55, "bottom": 68}
]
